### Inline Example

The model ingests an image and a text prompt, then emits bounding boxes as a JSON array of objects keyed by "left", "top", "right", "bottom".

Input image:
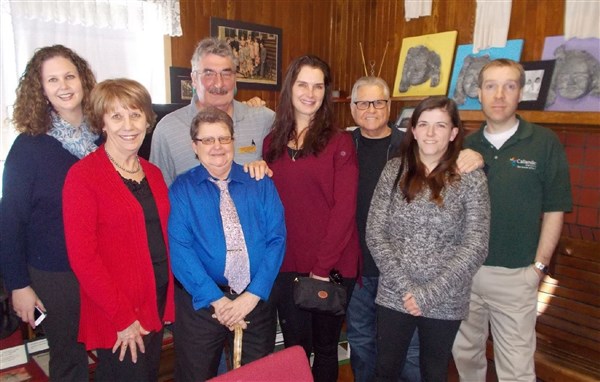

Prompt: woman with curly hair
[
  {"left": 0, "top": 45, "right": 98, "bottom": 381},
  {"left": 263, "top": 55, "right": 360, "bottom": 382}
]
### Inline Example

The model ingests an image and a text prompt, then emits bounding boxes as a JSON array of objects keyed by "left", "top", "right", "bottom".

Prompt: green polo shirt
[{"left": 465, "top": 116, "right": 572, "bottom": 268}]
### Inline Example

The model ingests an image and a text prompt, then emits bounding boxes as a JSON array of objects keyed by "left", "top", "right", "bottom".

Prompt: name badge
[{"left": 238, "top": 145, "right": 257, "bottom": 154}]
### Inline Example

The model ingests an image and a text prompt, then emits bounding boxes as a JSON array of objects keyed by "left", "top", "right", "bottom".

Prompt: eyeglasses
[
  {"left": 353, "top": 99, "right": 389, "bottom": 110},
  {"left": 192, "top": 136, "right": 234, "bottom": 145},
  {"left": 195, "top": 69, "right": 235, "bottom": 82}
]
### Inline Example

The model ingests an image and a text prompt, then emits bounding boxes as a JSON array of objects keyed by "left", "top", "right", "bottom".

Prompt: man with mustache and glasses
[{"left": 150, "top": 37, "right": 274, "bottom": 187}]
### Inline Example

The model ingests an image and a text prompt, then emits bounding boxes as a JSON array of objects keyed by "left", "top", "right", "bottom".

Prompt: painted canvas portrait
[
  {"left": 542, "top": 36, "right": 600, "bottom": 112},
  {"left": 447, "top": 40, "right": 524, "bottom": 110},
  {"left": 393, "top": 31, "right": 458, "bottom": 97}
]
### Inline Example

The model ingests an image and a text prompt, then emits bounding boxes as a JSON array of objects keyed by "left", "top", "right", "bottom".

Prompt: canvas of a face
[{"left": 556, "top": 56, "right": 592, "bottom": 100}]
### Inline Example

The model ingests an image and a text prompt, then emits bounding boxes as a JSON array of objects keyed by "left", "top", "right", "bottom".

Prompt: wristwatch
[{"left": 534, "top": 261, "right": 549, "bottom": 275}]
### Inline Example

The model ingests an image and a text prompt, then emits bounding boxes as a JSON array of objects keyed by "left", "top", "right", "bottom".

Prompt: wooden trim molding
[{"left": 460, "top": 110, "right": 600, "bottom": 129}]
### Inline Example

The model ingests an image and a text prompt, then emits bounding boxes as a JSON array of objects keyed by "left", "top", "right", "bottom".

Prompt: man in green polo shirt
[{"left": 452, "top": 59, "right": 572, "bottom": 381}]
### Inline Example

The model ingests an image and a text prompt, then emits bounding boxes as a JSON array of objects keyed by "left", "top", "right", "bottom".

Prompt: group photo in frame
[
  {"left": 518, "top": 60, "right": 555, "bottom": 110},
  {"left": 210, "top": 17, "right": 282, "bottom": 90},
  {"left": 169, "top": 66, "right": 193, "bottom": 104}
]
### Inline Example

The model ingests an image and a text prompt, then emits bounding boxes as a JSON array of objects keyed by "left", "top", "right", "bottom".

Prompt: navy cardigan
[{"left": 0, "top": 134, "right": 79, "bottom": 291}]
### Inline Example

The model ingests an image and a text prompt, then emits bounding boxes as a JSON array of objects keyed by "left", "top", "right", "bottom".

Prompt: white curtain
[
  {"left": 0, "top": 0, "right": 181, "bottom": 188},
  {"left": 565, "top": 0, "right": 600, "bottom": 39},
  {"left": 472, "top": 0, "right": 512, "bottom": 53},
  {"left": 404, "top": 0, "right": 433, "bottom": 21},
  {"left": 6, "top": 0, "right": 182, "bottom": 36}
]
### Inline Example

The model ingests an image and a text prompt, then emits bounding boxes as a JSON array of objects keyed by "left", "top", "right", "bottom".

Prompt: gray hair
[
  {"left": 351, "top": 76, "right": 391, "bottom": 102},
  {"left": 190, "top": 37, "right": 238, "bottom": 71}
]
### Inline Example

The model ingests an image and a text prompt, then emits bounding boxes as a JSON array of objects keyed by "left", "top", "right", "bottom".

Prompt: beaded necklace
[{"left": 105, "top": 150, "right": 141, "bottom": 174}]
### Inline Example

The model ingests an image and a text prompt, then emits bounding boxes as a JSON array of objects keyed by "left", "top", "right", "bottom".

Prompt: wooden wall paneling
[
  {"left": 508, "top": 0, "right": 565, "bottom": 61},
  {"left": 170, "top": 0, "right": 581, "bottom": 128}
]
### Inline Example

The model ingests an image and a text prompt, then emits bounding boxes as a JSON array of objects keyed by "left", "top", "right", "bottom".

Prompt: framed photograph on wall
[
  {"left": 518, "top": 60, "right": 555, "bottom": 110},
  {"left": 169, "top": 67, "right": 193, "bottom": 104},
  {"left": 210, "top": 17, "right": 282, "bottom": 90},
  {"left": 394, "top": 107, "right": 416, "bottom": 131}
]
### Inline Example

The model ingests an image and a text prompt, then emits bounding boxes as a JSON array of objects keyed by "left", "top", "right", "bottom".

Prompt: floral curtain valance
[{"left": 7, "top": 0, "right": 182, "bottom": 37}]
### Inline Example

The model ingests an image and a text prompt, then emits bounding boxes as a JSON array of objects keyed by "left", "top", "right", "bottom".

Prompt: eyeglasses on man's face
[
  {"left": 192, "top": 136, "right": 234, "bottom": 145},
  {"left": 195, "top": 69, "right": 235, "bottom": 82},
  {"left": 353, "top": 99, "right": 389, "bottom": 110}
]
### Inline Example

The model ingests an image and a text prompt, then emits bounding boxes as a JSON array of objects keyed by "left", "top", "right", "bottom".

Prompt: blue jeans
[{"left": 347, "top": 276, "right": 420, "bottom": 382}]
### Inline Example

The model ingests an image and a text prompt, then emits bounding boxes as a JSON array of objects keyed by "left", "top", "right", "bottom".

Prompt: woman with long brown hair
[
  {"left": 263, "top": 55, "right": 360, "bottom": 382},
  {"left": 366, "top": 96, "right": 490, "bottom": 381}
]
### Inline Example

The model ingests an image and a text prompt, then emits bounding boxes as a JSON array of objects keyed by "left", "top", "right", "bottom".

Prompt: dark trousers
[
  {"left": 95, "top": 328, "right": 164, "bottom": 382},
  {"left": 94, "top": 282, "right": 168, "bottom": 382},
  {"left": 375, "top": 305, "right": 461, "bottom": 382},
  {"left": 346, "top": 276, "right": 421, "bottom": 382},
  {"left": 271, "top": 272, "right": 355, "bottom": 382},
  {"left": 29, "top": 267, "right": 89, "bottom": 382},
  {"left": 173, "top": 283, "right": 277, "bottom": 382}
]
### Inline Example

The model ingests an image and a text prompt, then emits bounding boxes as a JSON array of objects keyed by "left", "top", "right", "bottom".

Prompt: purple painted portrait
[{"left": 542, "top": 36, "right": 600, "bottom": 112}]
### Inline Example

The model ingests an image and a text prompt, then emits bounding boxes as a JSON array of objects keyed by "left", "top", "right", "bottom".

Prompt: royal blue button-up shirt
[{"left": 168, "top": 162, "right": 286, "bottom": 310}]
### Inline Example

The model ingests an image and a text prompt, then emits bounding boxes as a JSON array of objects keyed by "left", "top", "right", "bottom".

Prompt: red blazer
[{"left": 63, "top": 145, "right": 174, "bottom": 350}]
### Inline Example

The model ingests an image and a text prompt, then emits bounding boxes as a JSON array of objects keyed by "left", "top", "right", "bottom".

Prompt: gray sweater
[{"left": 366, "top": 158, "right": 490, "bottom": 320}]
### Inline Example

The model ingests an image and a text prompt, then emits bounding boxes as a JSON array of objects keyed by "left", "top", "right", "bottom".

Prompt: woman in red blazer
[{"left": 63, "top": 79, "right": 174, "bottom": 382}]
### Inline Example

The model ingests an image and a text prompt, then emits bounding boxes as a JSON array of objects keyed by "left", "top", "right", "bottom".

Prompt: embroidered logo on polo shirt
[{"left": 510, "top": 157, "right": 537, "bottom": 170}]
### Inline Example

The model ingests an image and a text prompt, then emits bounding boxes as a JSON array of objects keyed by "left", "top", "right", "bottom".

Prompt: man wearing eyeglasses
[
  {"left": 150, "top": 37, "right": 274, "bottom": 186},
  {"left": 347, "top": 77, "right": 483, "bottom": 382}
]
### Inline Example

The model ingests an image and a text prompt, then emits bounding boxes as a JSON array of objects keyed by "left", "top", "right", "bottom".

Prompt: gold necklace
[{"left": 105, "top": 150, "right": 141, "bottom": 174}]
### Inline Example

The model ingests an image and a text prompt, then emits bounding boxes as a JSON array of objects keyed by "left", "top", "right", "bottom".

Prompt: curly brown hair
[{"left": 12, "top": 45, "right": 96, "bottom": 135}]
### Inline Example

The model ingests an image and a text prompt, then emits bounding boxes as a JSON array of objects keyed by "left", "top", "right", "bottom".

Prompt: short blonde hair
[{"left": 88, "top": 78, "right": 156, "bottom": 135}]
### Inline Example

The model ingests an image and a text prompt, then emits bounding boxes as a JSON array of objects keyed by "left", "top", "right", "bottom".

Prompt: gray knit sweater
[{"left": 366, "top": 157, "right": 490, "bottom": 320}]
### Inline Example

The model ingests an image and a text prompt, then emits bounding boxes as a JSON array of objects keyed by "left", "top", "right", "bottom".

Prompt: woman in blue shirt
[{"left": 168, "top": 106, "right": 286, "bottom": 381}]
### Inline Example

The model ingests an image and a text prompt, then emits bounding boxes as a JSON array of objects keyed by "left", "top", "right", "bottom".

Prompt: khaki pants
[{"left": 452, "top": 265, "right": 539, "bottom": 382}]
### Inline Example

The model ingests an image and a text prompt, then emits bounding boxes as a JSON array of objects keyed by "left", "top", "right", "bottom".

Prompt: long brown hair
[
  {"left": 264, "top": 55, "right": 335, "bottom": 162},
  {"left": 393, "top": 96, "right": 464, "bottom": 205},
  {"left": 12, "top": 45, "right": 96, "bottom": 135}
]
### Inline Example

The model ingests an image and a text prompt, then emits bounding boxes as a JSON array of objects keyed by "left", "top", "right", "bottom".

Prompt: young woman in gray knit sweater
[{"left": 366, "top": 96, "right": 490, "bottom": 382}]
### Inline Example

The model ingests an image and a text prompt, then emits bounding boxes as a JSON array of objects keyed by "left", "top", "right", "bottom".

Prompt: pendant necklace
[
  {"left": 106, "top": 150, "right": 141, "bottom": 174},
  {"left": 291, "top": 127, "right": 308, "bottom": 162}
]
